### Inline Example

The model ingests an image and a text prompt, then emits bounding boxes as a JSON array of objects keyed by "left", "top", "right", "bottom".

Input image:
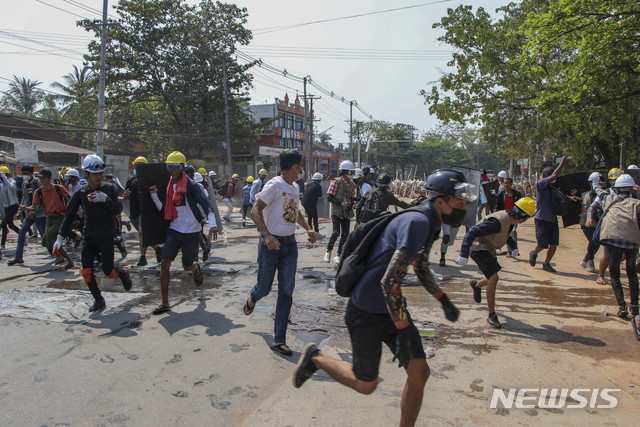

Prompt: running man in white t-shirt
[{"left": 242, "top": 150, "right": 316, "bottom": 356}]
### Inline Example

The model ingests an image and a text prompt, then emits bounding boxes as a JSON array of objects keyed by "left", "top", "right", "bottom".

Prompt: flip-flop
[
  {"left": 243, "top": 298, "right": 255, "bottom": 315},
  {"left": 193, "top": 263, "right": 203, "bottom": 287},
  {"left": 596, "top": 277, "right": 606, "bottom": 285},
  {"left": 152, "top": 304, "right": 171, "bottom": 315},
  {"left": 271, "top": 343, "right": 293, "bottom": 356}
]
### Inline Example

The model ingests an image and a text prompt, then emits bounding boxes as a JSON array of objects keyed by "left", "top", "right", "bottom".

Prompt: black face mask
[{"left": 441, "top": 201, "right": 467, "bottom": 227}]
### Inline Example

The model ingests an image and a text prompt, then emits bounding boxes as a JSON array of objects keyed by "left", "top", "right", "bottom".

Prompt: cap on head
[
  {"left": 82, "top": 154, "right": 106, "bottom": 173},
  {"left": 608, "top": 167, "right": 622, "bottom": 180},
  {"left": 165, "top": 151, "right": 186, "bottom": 164},
  {"left": 614, "top": 174, "right": 636, "bottom": 188},
  {"left": 65, "top": 168, "right": 80, "bottom": 178},
  {"left": 132, "top": 156, "right": 148, "bottom": 165},
  {"left": 588, "top": 172, "right": 602, "bottom": 182}
]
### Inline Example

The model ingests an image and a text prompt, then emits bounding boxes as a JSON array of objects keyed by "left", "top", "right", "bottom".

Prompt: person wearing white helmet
[
  {"left": 579, "top": 172, "right": 604, "bottom": 273},
  {"left": 627, "top": 165, "right": 639, "bottom": 170},
  {"left": 64, "top": 169, "right": 82, "bottom": 196},
  {"left": 55, "top": 154, "right": 133, "bottom": 313},
  {"left": 588, "top": 173, "right": 640, "bottom": 322},
  {"left": 496, "top": 170, "right": 507, "bottom": 194},
  {"left": 324, "top": 160, "right": 356, "bottom": 263},
  {"left": 302, "top": 172, "right": 324, "bottom": 235}
]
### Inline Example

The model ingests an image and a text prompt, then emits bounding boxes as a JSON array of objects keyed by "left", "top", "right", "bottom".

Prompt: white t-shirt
[
  {"left": 169, "top": 184, "right": 201, "bottom": 234},
  {"left": 256, "top": 176, "right": 300, "bottom": 237}
]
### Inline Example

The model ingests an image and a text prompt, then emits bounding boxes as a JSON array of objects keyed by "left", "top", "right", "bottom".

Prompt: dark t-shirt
[
  {"left": 350, "top": 211, "right": 433, "bottom": 314},
  {"left": 125, "top": 175, "right": 140, "bottom": 220},
  {"left": 534, "top": 178, "right": 556, "bottom": 223}
]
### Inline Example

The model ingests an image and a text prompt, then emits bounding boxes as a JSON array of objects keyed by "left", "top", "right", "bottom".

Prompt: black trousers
[
  {"left": 81, "top": 235, "right": 123, "bottom": 300},
  {"left": 581, "top": 226, "right": 600, "bottom": 261},
  {"left": 303, "top": 203, "right": 319, "bottom": 233},
  {"left": 327, "top": 215, "right": 350, "bottom": 255},
  {"left": 1, "top": 204, "right": 20, "bottom": 246},
  {"left": 607, "top": 245, "right": 639, "bottom": 309}
]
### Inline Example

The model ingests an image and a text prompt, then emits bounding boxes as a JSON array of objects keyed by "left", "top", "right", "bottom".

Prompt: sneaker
[
  {"left": 580, "top": 259, "right": 588, "bottom": 269},
  {"left": 89, "top": 298, "right": 106, "bottom": 312},
  {"left": 487, "top": 313, "right": 501, "bottom": 329},
  {"left": 293, "top": 343, "right": 320, "bottom": 388},
  {"left": 630, "top": 305, "right": 639, "bottom": 317},
  {"left": 617, "top": 305, "right": 629, "bottom": 318},
  {"left": 586, "top": 260, "right": 597, "bottom": 273},
  {"left": 8, "top": 259, "right": 24, "bottom": 266},
  {"left": 529, "top": 251, "right": 537, "bottom": 267},
  {"left": 333, "top": 255, "right": 340, "bottom": 264},
  {"left": 470, "top": 280, "right": 481, "bottom": 303},
  {"left": 203, "top": 248, "right": 211, "bottom": 262},
  {"left": 115, "top": 237, "right": 127, "bottom": 258},
  {"left": 242, "top": 220, "right": 246, "bottom": 227},
  {"left": 154, "top": 246, "right": 163, "bottom": 263},
  {"left": 542, "top": 263, "right": 556, "bottom": 273},
  {"left": 316, "top": 233, "right": 325, "bottom": 239},
  {"left": 137, "top": 256, "right": 148, "bottom": 267},
  {"left": 120, "top": 268, "right": 132, "bottom": 291},
  {"left": 439, "top": 255, "right": 446, "bottom": 267},
  {"left": 632, "top": 316, "right": 640, "bottom": 341},
  {"left": 323, "top": 251, "right": 331, "bottom": 263},
  {"left": 223, "top": 217, "right": 231, "bottom": 222}
]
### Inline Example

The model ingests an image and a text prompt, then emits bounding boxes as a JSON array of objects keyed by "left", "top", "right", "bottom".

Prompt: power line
[
  {"left": 34, "top": 0, "right": 89, "bottom": 19},
  {"left": 0, "top": 30, "right": 87, "bottom": 57},
  {"left": 60, "top": 0, "right": 102, "bottom": 16},
  {"left": 252, "top": 0, "right": 452, "bottom": 35}
]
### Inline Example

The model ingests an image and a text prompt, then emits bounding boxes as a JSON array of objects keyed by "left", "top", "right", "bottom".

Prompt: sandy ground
[{"left": 0, "top": 210, "right": 638, "bottom": 426}]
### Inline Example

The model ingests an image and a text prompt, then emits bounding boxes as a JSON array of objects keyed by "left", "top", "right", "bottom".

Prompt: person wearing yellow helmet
[
  {"left": 458, "top": 196, "right": 536, "bottom": 329},
  {"left": 197, "top": 167, "right": 207, "bottom": 176},
  {"left": 241, "top": 176, "right": 255, "bottom": 227},
  {"left": 132, "top": 156, "right": 148, "bottom": 165},
  {"left": 250, "top": 168, "right": 269, "bottom": 205},
  {"left": 221, "top": 173, "right": 240, "bottom": 222},
  {"left": 147, "top": 150, "right": 219, "bottom": 314}
]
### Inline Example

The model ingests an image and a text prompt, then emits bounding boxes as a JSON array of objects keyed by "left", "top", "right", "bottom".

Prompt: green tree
[
  {"left": 0, "top": 75, "right": 45, "bottom": 116},
  {"left": 79, "top": 0, "right": 259, "bottom": 160}
]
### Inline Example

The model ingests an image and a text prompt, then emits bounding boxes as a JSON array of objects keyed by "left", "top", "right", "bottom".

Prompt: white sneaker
[
  {"left": 586, "top": 260, "right": 597, "bottom": 273},
  {"left": 580, "top": 259, "right": 588, "bottom": 269},
  {"left": 323, "top": 252, "right": 331, "bottom": 263},
  {"left": 333, "top": 255, "right": 340, "bottom": 264}
]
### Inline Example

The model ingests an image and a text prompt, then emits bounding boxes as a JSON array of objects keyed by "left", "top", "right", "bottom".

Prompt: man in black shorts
[
  {"left": 293, "top": 169, "right": 475, "bottom": 427},
  {"left": 457, "top": 198, "right": 536, "bottom": 328}
]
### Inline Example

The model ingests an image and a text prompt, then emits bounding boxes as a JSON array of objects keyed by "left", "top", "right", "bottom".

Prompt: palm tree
[
  {"left": 50, "top": 65, "right": 96, "bottom": 115},
  {"left": 0, "top": 75, "right": 44, "bottom": 115}
]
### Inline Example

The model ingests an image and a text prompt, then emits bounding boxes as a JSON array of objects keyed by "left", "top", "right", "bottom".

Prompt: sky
[{"left": 0, "top": 0, "right": 509, "bottom": 145}]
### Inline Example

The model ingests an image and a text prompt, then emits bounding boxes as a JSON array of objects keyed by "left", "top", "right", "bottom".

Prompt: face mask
[{"left": 441, "top": 200, "right": 467, "bottom": 227}]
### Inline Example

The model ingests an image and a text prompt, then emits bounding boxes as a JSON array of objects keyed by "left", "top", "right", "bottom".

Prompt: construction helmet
[
  {"left": 166, "top": 151, "right": 186, "bottom": 164},
  {"left": 426, "top": 168, "right": 477, "bottom": 202},
  {"left": 0, "top": 166, "right": 9, "bottom": 174},
  {"left": 627, "top": 165, "right": 639, "bottom": 170},
  {"left": 497, "top": 170, "right": 507, "bottom": 178},
  {"left": 232, "top": 173, "right": 240, "bottom": 180},
  {"left": 312, "top": 172, "right": 323, "bottom": 181},
  {"left": 514, "top": 197, "right": 536, "bottom": 217},
  {"left": 353, "top": 168, "right": 364, "bottom": 179},
  {"left": 339, "top": 160, "right": 355, "bottom": 171},
  {"left": 587, "top": 172, "right": 602, "bottom": 182},
  {"left": 193, "top": 172, "right": 203, "bottom": 183},
  {"left": 82, "top": 154, "right": 106, "bottom": 173},
  {"left": 608, "top": 168, "right": 622, "bottom": 180},
  {"left": 246, "top": 176, "right": 255, "bottom": 183},
  {"left": 614, "top": 174, "right": 636, "bottom": 188},
  {"left": 259, "top": 169, "right": 268, "bottom": 176},
  {"left": 208, "top": 170, "right": 217, "bottom": 177},
  {"left": 132, "top": 156, "right": 148, "bottom": 165},
  {"left": 65, "top": 168, "right": 80, "bottom": 178},
  {"left": 197, "top": 167, "right": 207, "bottom": 175}
]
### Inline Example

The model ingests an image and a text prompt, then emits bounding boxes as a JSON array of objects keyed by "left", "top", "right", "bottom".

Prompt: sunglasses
[{"left": 166, "top": 163, "right": 184, "bottom": 171}]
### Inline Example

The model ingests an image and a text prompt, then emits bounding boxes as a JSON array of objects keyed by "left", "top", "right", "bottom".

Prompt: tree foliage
[
  {"left": 0, "top": 75, "right": 45, "bottom": 116},
  {"left": 424, "top": 0, "right": 640, "bottom": 170}
]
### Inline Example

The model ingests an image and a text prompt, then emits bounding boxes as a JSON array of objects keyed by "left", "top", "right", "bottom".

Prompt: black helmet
[
  {"left": 376, "top": 173, "right": 392, "bottom": 187},
  {"left": 184, "top": 165, "right": 195, "bottom": 176},
  {"left": 426, "top": 169, "right": 476, "bottom": 202}
]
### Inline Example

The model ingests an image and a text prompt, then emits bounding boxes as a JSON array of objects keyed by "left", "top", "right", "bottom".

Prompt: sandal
[
  {"left": 596, "top": 277, "right": 606, "bottom": 285},
  {"left": 152, "top": 304, "right": 171, "bottom": 315},
  {"left": 193, "top": 263, "right": 203, "bottom": 287},
  {"left": 243, "top": 298, "right": 255, "bottom": 315},
  {"left": 271, "top": 343, "right": 293, "bottom": 356},
  {"left": 63, "top": 262, "right": 75, "bottom": 270}
]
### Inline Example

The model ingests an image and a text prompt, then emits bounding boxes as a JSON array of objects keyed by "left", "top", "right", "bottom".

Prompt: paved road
[{"left": 0, "top": 212, "right": 638, "bottom": 426}]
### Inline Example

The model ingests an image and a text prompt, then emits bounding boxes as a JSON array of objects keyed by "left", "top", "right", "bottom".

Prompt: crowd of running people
[{"left": 0, "top": 151, "right": 638, "bottom": 426}]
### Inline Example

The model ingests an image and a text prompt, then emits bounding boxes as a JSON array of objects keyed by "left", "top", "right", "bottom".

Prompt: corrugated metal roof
[{"left": 0, "top": 136, "right": 94, "bottom": 155}]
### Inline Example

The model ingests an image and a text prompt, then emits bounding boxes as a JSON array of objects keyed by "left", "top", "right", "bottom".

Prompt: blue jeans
[
  {"left": 15, "top": 215, "right": 46, "bottom": 261},
  {"left": 250, "top": 234, "right": 298, "bottom": 344}
]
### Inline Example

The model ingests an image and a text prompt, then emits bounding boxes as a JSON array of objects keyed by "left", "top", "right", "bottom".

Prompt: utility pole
[
  {"left": 349, "top": 101, "right": 353, "bottom": 160},
  {"left": 302, "top": 94, "right": 320, "bottom": 173},
  {"left": 222, "top": 58, "right": 233, "bottom": 176},
  {"left": 96, "top": 0, "right": 108, "bottom": 158},
  {"left": 303, "top": 77, "right": 309, "bottom": 173}
]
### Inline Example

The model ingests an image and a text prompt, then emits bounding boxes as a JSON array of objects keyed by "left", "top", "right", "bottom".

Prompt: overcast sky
[{"left": 1, "top": 0, "right": 508, "bottom": 145}]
